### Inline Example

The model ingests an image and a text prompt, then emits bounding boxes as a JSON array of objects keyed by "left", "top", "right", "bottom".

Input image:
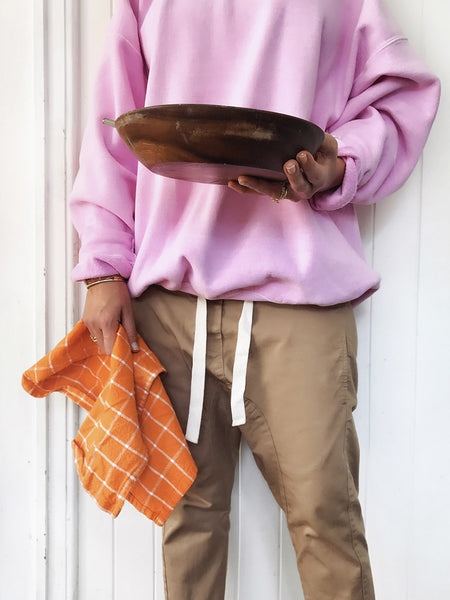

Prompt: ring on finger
[
  {"left": 90, "top": 334, "right": 97, "bottom": 343},
  {"left": 273, "top": 180, "right": 289, "bottom": 203}
]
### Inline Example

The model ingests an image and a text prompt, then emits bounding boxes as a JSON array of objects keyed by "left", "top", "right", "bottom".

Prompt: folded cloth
[{"left": 22, "top": 320, "right": 197, "bottom": 526}]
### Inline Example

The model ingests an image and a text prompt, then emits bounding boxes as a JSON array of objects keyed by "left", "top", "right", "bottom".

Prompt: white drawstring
[
  {"left": 185, "top": 298, "right": 253, "bottom": 444},
  {"left": 230, "top": 301, "right": 253, "bottom": 426},
  {"left": 186, "top": 297, "right": 208, "bottom": 444}
]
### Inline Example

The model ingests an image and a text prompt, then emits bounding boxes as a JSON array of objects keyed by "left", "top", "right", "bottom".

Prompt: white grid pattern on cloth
[
  {"left": 139, "top": 404, "right": 189, "bottom": 447},
  {"left": 82, "top": 411, "right": 146, "bottom": 462},
  {"left": 75, "top": 424, "right": 143, "bottom": 504},
  {"left": 73, "top": 452, "right": 128, "bottom": 503},
  {"left": 109, "top": 351, "right": 133, "bottom": 372},
  {"left": 62, "top": 386, "right": 87, "bottom": 408},
  {"left": 23, "top": 321, "right": 197, "bottom": 524},
  {"left": 138, "top": 397, "right": 184, "bottom": 451},
  {"left": 73, "top": 421, "right": 140, "bottom": 504},
  {"left": 78, "top": 359, "right": 106, "bottom": 384},
  {"left": 133, "top": 417, "right": 193, "bottom": 513},
  {"left": 48, "top": 374, "right": 98, "bottom": 398},
  {"left": 79, "top": 332, "right": 190, "bottom": 507},
  {"left": 72, "top": 343, "right": 145, "bottom": 501},
  {"left": 89, "top": 353, "right": 143, "bottom": 492},
  {"left": 134, "top": 360, "right": 164, "bottom": 382},
  {"left": 136, "top": 383, "right": 173, "bottom": 410},
  {"left": 92, "top": 446, "right": 141, "bottom": 481},
  {"left": 132, "top": 476, "right": 180, "bottom": 511},
  {"left": 140, "top": 430, "right": 192, "bottom": 479},
  {"left": 143, "top": 458, "right": 189, "bottom": 495}
]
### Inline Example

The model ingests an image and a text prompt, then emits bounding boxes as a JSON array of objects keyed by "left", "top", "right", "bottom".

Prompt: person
[{"left": 70, "top": 0, "right": 440, "bottom": 598}]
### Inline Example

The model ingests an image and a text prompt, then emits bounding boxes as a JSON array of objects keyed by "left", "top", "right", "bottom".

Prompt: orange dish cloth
[{"left": 22, "top": 320, "right": 197, "bottom": 526}]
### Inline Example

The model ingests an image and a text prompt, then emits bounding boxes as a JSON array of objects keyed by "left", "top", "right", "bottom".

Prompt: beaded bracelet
[{"left": 85, "top": 274, "right": 126, "bottom": 289}]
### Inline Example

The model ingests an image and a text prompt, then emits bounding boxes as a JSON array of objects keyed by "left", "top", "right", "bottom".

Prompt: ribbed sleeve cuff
[{"left": 72, "top": 254, "right": 135, "bottom": 282}]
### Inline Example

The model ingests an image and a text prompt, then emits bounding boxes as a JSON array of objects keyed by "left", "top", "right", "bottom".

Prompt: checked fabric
[{"left": 22, "top": 320, "right": 197, "bottom": 525}]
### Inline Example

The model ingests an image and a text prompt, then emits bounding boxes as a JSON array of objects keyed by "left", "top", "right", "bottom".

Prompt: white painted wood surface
[{"left": 1, "top": 1, "right": 449, "bottom": 598}]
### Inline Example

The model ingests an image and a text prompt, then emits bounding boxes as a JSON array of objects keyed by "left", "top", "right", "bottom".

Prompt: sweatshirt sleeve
[
  {"left": 70, "top": 0, "right": 147, "bottom": 281},
  {"left": 310, "top": 16, "right": 440, "bottom": 212}
]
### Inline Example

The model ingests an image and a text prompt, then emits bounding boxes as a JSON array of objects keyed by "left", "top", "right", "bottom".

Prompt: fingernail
[
  {"left": 298, "top": 153, "right": 307, "bottom": 164},
  {"left": 286, "top": 162, "right": 297, "bottom": 174},
  {"left": 132, "top": 342, "right": 140, "bottom": 352}
]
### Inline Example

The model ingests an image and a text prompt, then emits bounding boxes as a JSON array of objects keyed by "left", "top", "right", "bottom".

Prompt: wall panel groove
[
  {"left": 33, "top": 0, "right": 49, "bottom": 597},
  {"left": 63, "top": 2, "right": 82, "bottom": 596}
]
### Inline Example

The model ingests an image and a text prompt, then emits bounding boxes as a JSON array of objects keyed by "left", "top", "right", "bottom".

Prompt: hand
[
  {"left": 227, "top": 133, "right": 345, "bottom": 202},
  {"left": 82, "top": 281, "right": 139, "bottom": 355}
]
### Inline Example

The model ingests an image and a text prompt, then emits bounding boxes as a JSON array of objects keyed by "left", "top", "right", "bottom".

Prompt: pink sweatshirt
[{"left": 71, "top": 0, "right": 440, "bottom": 306}]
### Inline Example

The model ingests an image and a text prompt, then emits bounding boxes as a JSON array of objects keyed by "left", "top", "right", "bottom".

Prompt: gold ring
[
  {"left": 273, "top": 181, "right": 289, "bottom": 203},
  {"left": 90, "top": 334, "right": 97, "bottom": 343}
]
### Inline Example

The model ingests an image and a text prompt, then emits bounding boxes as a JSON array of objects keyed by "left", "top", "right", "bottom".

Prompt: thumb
[{"left": 121, "top": 307, "right": 139, "bottom": 353}]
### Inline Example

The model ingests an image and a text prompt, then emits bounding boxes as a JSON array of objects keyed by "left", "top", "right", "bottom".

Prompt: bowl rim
[{"left": 115, "top": 103, "right": 324, "bottom": 134}]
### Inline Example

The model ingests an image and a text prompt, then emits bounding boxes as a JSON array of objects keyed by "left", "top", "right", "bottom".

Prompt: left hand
[{"left": 228, "top": 133, "right": 345, "bottom": 202}]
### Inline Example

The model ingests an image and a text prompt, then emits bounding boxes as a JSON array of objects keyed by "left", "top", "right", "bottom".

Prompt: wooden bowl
[{"left": 105, "top": 104, "right": 324, "bottom": 184}]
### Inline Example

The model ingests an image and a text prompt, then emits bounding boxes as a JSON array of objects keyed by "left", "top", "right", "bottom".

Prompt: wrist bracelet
[{"left": 85, "top": 274, "right": 125, "bottom": 289}]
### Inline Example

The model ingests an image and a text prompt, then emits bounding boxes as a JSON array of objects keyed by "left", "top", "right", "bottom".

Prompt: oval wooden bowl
[{"left": 107, "top": 104, "right": 324, "bottom": 185}]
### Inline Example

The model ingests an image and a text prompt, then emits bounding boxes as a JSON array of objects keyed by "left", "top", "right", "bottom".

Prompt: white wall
[
  {"left": 0, "top": 2, "right": 41, "bottom": 599},
  {"left": 1, "top": 1, "right": 449, "bottom": 599}
]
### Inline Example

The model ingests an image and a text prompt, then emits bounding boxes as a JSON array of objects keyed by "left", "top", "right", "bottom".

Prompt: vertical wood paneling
[
  {"left": 410, "top": 0, "right": 450, "bottom": 597},
  {"left": 45, "top": 0, "right": 72, "bottom": 588},
  {"left": 354, "top": 204, "right": 376, "bottom": 520},
  {"left": 237, "top": 443, "right": 281, "bottom": 599},
  {"left": 75, "top": 3, "right": 118, "bottom": 599},
  {"left": 153, "top": 527, "right": 165, "bottom": 599},
  {"left": 368, "top": 173, "right": 423, "bottom": 600},
  {"left": 279, "top": 516, "right": 303, "bottom": 599},
  {"left": 78, "top": 501, "right": 114, "bottom": 600},
  {"left": 78, "top": 1, "right": 115, "bottom": 128},
  {"left": 41, "top": 0, "right": 85, "bottom": 597},
  {"left": 225, "top": 466, "right": 241, "bottom": 600},
  {"left": 0, "top": 1, "right": 47, "bottom": 599},
  {"left": 114, "top": 506, "right": 157, "bottom": 599},
  {"left": 364, "top": 2, "right": 440, "bottom": 599},
  {"left": 33, "top": 1, "right": 50, "bottom": 596}
]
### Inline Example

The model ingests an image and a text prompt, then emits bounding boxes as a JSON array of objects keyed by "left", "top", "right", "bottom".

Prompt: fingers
[
  {"left": 228, "top": 178, "right": 271, "bottom": 196},
  {"left": 228, "top": 177, "right": 288, "bottom": 199},
  {"left": 228, "top": 155, "right": 320, "bottom": 203},
  {"left": 85, "top": 315, "right": 119, "bottom": 355},
  {"left": 87, "top": 326, "right": 105, "bottom": 352},
  {"left": 283, "top": 156, "right": 315, "bottom": 200},
  {"left": 121, "top": 306, "right": 140, "bottom": 353},
  {"left": 284, "top": 147, "right": 341, "bottom": 198},
  {"left": 82, "top": 280, "right": 139, "bottom": 355},
  {"left": 228, "top": 133, "right": 343, "bottom": 203},
  {"left": 227, "top": 180, "right": 263, "bottom": 195},
  {"left": 102, "top": 323, "right": 120, "bottom": 355},
  {"left": 87, "top": 316, "right": 138, "bottom": 355}
]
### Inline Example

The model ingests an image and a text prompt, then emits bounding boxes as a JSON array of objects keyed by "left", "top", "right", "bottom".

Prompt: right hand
[
  {"left": 82, "top": 281, "right": 139, "bottom": 355},
  {"left": 228, "top": 133, "right": 345, "bottom": 202}
]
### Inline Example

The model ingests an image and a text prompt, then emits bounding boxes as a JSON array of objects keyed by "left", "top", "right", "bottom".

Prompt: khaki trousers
[{"left": 133, "top": 286, "right": 375, "bottom": 600}]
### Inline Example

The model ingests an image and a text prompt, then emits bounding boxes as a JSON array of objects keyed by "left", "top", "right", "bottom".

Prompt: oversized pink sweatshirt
[{"left": 70, "top": 0, "right": 440, "bottom": 306}]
